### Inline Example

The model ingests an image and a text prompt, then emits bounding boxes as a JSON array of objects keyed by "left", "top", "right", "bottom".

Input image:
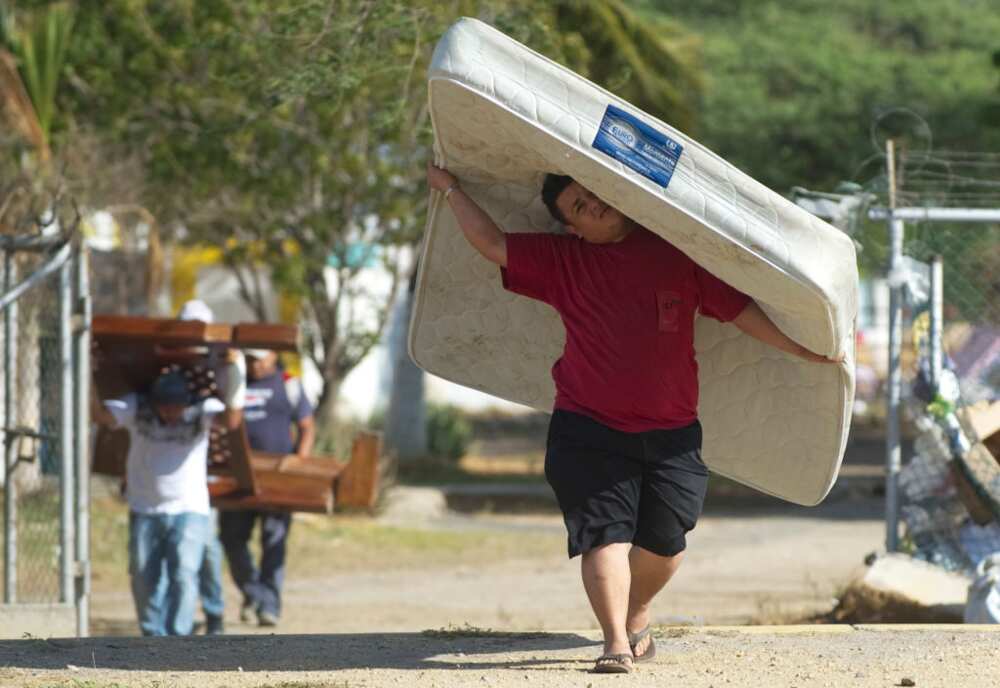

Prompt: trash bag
[{"left": 964, "top": 553, "right": 1000, "bottom": 623}]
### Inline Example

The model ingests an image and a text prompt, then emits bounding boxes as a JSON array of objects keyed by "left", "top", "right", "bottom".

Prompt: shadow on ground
[{"left": 0, "top": 632, "right": 596, "bottom": 673}]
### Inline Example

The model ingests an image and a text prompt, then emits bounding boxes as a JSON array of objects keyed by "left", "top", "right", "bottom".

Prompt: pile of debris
[
  {"left": 832, "top": 397, "right": 1000, "bottom": 624},
  {"left": 900, "top": 398, "right": 1000, "bottom": 574}
]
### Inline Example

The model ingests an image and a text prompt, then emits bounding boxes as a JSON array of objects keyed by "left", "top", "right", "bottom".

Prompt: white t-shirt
[{"left": 105, "top": 394, "right": 224, "bottom": 515}]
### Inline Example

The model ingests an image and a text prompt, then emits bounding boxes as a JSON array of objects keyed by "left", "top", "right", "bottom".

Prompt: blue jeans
[
  {"left": 219, "top": 510, "right": 291, "bottom": 617},
  {"left": 129, "top": 511, "right": 210, "bottom": 636},
  {"left": 199, "top": 509, "right": 225, "bottom": 619}
]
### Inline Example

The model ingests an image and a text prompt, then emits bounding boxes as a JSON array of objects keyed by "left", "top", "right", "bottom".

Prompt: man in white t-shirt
[{"left": 93, "top": 370, "right": 230, "bottom": 636}]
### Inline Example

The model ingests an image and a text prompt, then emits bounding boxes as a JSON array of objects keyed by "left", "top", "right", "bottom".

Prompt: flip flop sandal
[
  {"left": 594, "top": 653, "right": 634, "bottom": 674},
  {"left": 628, "top": 626, "right": 656, "bottom": 663}
]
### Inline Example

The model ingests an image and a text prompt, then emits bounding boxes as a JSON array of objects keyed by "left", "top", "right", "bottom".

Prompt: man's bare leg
[
  {"left": 626, "top": 546, "right": 684, "bottom": 657},
  {"left": 581, "top": 542, "right": 632, "bottom": 657}
]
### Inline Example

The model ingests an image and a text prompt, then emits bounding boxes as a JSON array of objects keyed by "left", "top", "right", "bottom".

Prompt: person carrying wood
[{"left": 219, "top": 348, "right": 315, "bottom": 627}]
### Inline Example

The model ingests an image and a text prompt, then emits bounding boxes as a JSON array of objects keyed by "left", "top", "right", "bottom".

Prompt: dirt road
[
  {"left": 86, "top": 491, "right": 885, "bottom": 635},
  {"left": 4, "top": 490, "right": 989, "bottom": 687},
  {"left": 2, "top": 625, "right": 998, "bottom": 687}
]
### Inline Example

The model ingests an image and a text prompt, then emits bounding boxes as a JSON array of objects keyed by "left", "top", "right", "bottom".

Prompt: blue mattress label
[{"left": 592, "top": 104, "right": 683, "bottom": 188}]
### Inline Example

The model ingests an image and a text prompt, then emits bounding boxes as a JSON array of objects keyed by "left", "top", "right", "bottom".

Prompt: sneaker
[
  {"left": 257, "top": 610, "right": 279, "bottom": 627},
  {"left": 240, "top": 600, "right": 256, "bottom": 624},
  {"left": 205, "top": 614, "right": 225, "bottom": 635}
]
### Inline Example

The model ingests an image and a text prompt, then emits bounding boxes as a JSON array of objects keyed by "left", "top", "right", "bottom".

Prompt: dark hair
[{"left": 541, "top": 174, "right": 574, "bottom": 224}]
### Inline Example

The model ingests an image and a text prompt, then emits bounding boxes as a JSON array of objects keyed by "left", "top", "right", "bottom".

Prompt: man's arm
[
  {"left": 218, "top": 349, "right": 245, "bottom": 430},
  {"left": 731, "top": 301, "right": 845, "bottom": 364},
  {"left": 89, "top": 343, "right": 119, "bottom": 427},
  {"left": 211, "top": 408, "right": 243, "bottom": 430},
  {"left": 90, "top": 388, "right": 118, "bottom": 427},
  {"left": 427, "top": 163, "right": 507, "bottom": 268},
  {"left": 295, "top": 415, "right": 315, "bottom": 458}
]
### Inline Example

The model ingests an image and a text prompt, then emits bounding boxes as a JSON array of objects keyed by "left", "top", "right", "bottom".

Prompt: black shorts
[{"left": 545, "top": 410, "right": 708, "bottom": 559}]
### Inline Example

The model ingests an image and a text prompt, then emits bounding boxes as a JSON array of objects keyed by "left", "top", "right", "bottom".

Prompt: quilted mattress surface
[{"left": 412, "top": 18, "right": 859, "bottom": 505}]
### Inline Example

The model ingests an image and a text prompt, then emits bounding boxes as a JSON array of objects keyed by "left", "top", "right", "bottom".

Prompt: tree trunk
[
  {"left": 383, "top": 274, "right": 427, "bottom": 461},
  {"left": 146, "top": 220, "right": 162, "bottom": 315},
  {"left": 313, "top": 374, "right": 341, "bottom": 451}
]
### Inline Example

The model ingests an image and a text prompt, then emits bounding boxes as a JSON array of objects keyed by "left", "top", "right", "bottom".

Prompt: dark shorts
[{"left": 545, "top": 410, "right": 709, "bottom": 559}]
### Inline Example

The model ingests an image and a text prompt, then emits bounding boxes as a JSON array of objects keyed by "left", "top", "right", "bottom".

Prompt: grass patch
[
  {"left": 395, "top": 455, "right": 547, "bottom": 486},
  {"left": 421, "top": 623, "right": 552, "bottom": 639},
  {"left": 89, "top": 495, "right": 131, "bottom": 591},
  {"left": 85, "top": 497, "right": 563, "bottom": 596},
  {"left": 393, "top": 410, "right": 550, "bottom": 486},
  {"left": 0, "top": 480, "right": 67, "bottom": 601},
  {"left": 289, "top": 513, "right": 561, "bottom": 574}
]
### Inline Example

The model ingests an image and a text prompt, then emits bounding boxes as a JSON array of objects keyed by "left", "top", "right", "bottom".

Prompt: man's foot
[
  {"left": 257, "top": 609, "right": 279, "bottom": 627},
  {"left": 628, "top": 626, "right": 656, "bottom": 663},
  {"left": 204, "top": 614, "right": 225, "bottom": 636},
  {"left": 240, "top": 600, "right": 256, "bottom": 624},
  {"left": 593, "top": 653, "right": 633, "bottom": 674}
]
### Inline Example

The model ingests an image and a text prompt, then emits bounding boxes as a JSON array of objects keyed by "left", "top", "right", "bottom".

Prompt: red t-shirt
[{"left": 501, "top": 227, "right": 750, "bottom": 432}]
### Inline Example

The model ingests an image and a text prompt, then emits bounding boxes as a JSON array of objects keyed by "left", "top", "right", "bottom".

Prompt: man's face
[
  {"left": 554, "top": 182, "right": 630, "bottom": 244},
  {"left": 247, "top": 351, "right": 278, "bottom": 380},
  {"left": 154, "top": 402, "right": 187, "bottom": 426}
]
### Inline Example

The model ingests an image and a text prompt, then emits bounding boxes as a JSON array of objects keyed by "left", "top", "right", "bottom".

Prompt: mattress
[{"left": 411, "top": 18, "right": 859, "bottom": 505}]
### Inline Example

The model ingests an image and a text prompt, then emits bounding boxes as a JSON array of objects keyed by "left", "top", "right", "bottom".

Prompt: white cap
[{"left": 178, "top": 299, "right": 214, "bottom": 323}]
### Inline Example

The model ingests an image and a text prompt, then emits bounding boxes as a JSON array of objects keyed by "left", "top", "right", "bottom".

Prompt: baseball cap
[
  {"left": 244, "top": 348, "right": 272, "bottom": 359},
  {"left": 149, "top": 371, "right": 190, "bottom": 405}
]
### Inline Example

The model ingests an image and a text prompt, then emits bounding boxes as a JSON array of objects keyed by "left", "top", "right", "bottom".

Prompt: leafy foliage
[
  {"left": 551, "top": 0, "right": 701, "bottom": 132},
  {"left": 640, "top": 0, "right": 1000, "bottom": 192},
  {"left": 426, "top": 404, "right": 473, "bottom": 463},
  {"left": 0, "top": 0, "right": 73, "bottom": 151},
  {"left": 20, "top": 0, "right": 701, "bottom": 428}
]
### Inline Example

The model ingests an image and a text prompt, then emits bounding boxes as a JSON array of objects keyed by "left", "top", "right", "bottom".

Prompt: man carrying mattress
[{"left": 427, "top": 163, "right": 842, "bottom": 674}]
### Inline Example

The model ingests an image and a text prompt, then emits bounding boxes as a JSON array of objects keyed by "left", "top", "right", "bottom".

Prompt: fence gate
[{"left": 0, "top": 235, "right": 90, "bottom": 638}]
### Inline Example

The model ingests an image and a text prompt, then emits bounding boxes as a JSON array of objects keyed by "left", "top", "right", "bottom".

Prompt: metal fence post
[
  {"left": 73, "top": 245, "right": 91, "bottom": 636},
  {"left": 59, "top": 257, "right": 75, "bottom": 604},
  {"left": 3, "top": 250, "right": 17, "bottom": 603},
  {"left": 885, "top": 140, "right": 904, "bottom": 553},
  {"left": 929, "top": 255, "right": 943, "bottom": 389}
]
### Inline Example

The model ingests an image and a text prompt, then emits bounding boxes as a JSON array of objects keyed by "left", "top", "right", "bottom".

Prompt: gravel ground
[
  {"left": 5, "top": 489, "right": 944, "bottom": 688},
  {"left": 2, "top": 625, "right": 998, "bottom": 688},
  {"left": 82, "top": 492, "right": 886, "bottom": 636}
]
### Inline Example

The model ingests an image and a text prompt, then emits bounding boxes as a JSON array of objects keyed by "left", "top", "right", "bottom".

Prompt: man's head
[
  {"left": 541, "top": 174, "right": 632, "bottom": 244},
  {"left": 150, "top": 371, "right": 190, "bottom": 425},
  {"left": 245, "top": 349, "right": 278, "bottom": 380}
]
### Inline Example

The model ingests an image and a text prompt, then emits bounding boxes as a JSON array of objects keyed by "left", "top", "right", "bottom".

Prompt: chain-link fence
[
  {"left": 1, "top": 235, "right": 91, "bottom": 637},
  {"left": 891, "top": 230, "right": 1000, "bottom": 576},
  {"left": 844, "top": 143, "right": 1000, "bottom": 575},
  {"left": 799, "top": 125, "right": 1000, "bottom": 575},
  {"left": 903, "top": 224, "right": 1000, "bottom": 400}
]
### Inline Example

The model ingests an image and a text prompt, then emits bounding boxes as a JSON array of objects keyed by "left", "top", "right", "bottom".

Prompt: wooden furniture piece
[
  {"left": 208, "top": 432, "right": 382, "bottom": 513},
  {"left": 90, "top": 315, "right": 382, "bottom": 512}
]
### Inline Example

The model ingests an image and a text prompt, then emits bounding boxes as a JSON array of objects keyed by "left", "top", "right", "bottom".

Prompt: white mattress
[{"left": 411, "top": 18, "right": 859, "bottom": 505}]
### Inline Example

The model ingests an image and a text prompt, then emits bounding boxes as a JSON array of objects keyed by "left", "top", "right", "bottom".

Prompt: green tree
[
  {"left": 640, "top": 0, "right": 1000, "bottom": 191},
  {"left": 0, "top": 1, "right": 78, "bottom": 236},
  {"left": 0, "top": 0, "right": 74, "bottom": 159},
  {"left": 551, "top": 0, "right": 701, "bottom": 132},
  {"left": 19, "top": 0, "right": 703, "bottom": 437}
]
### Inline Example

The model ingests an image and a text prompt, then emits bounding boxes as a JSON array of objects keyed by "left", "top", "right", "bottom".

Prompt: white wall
[{"left": 190, "top": 254, "right": 532, "bottom": 421}]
